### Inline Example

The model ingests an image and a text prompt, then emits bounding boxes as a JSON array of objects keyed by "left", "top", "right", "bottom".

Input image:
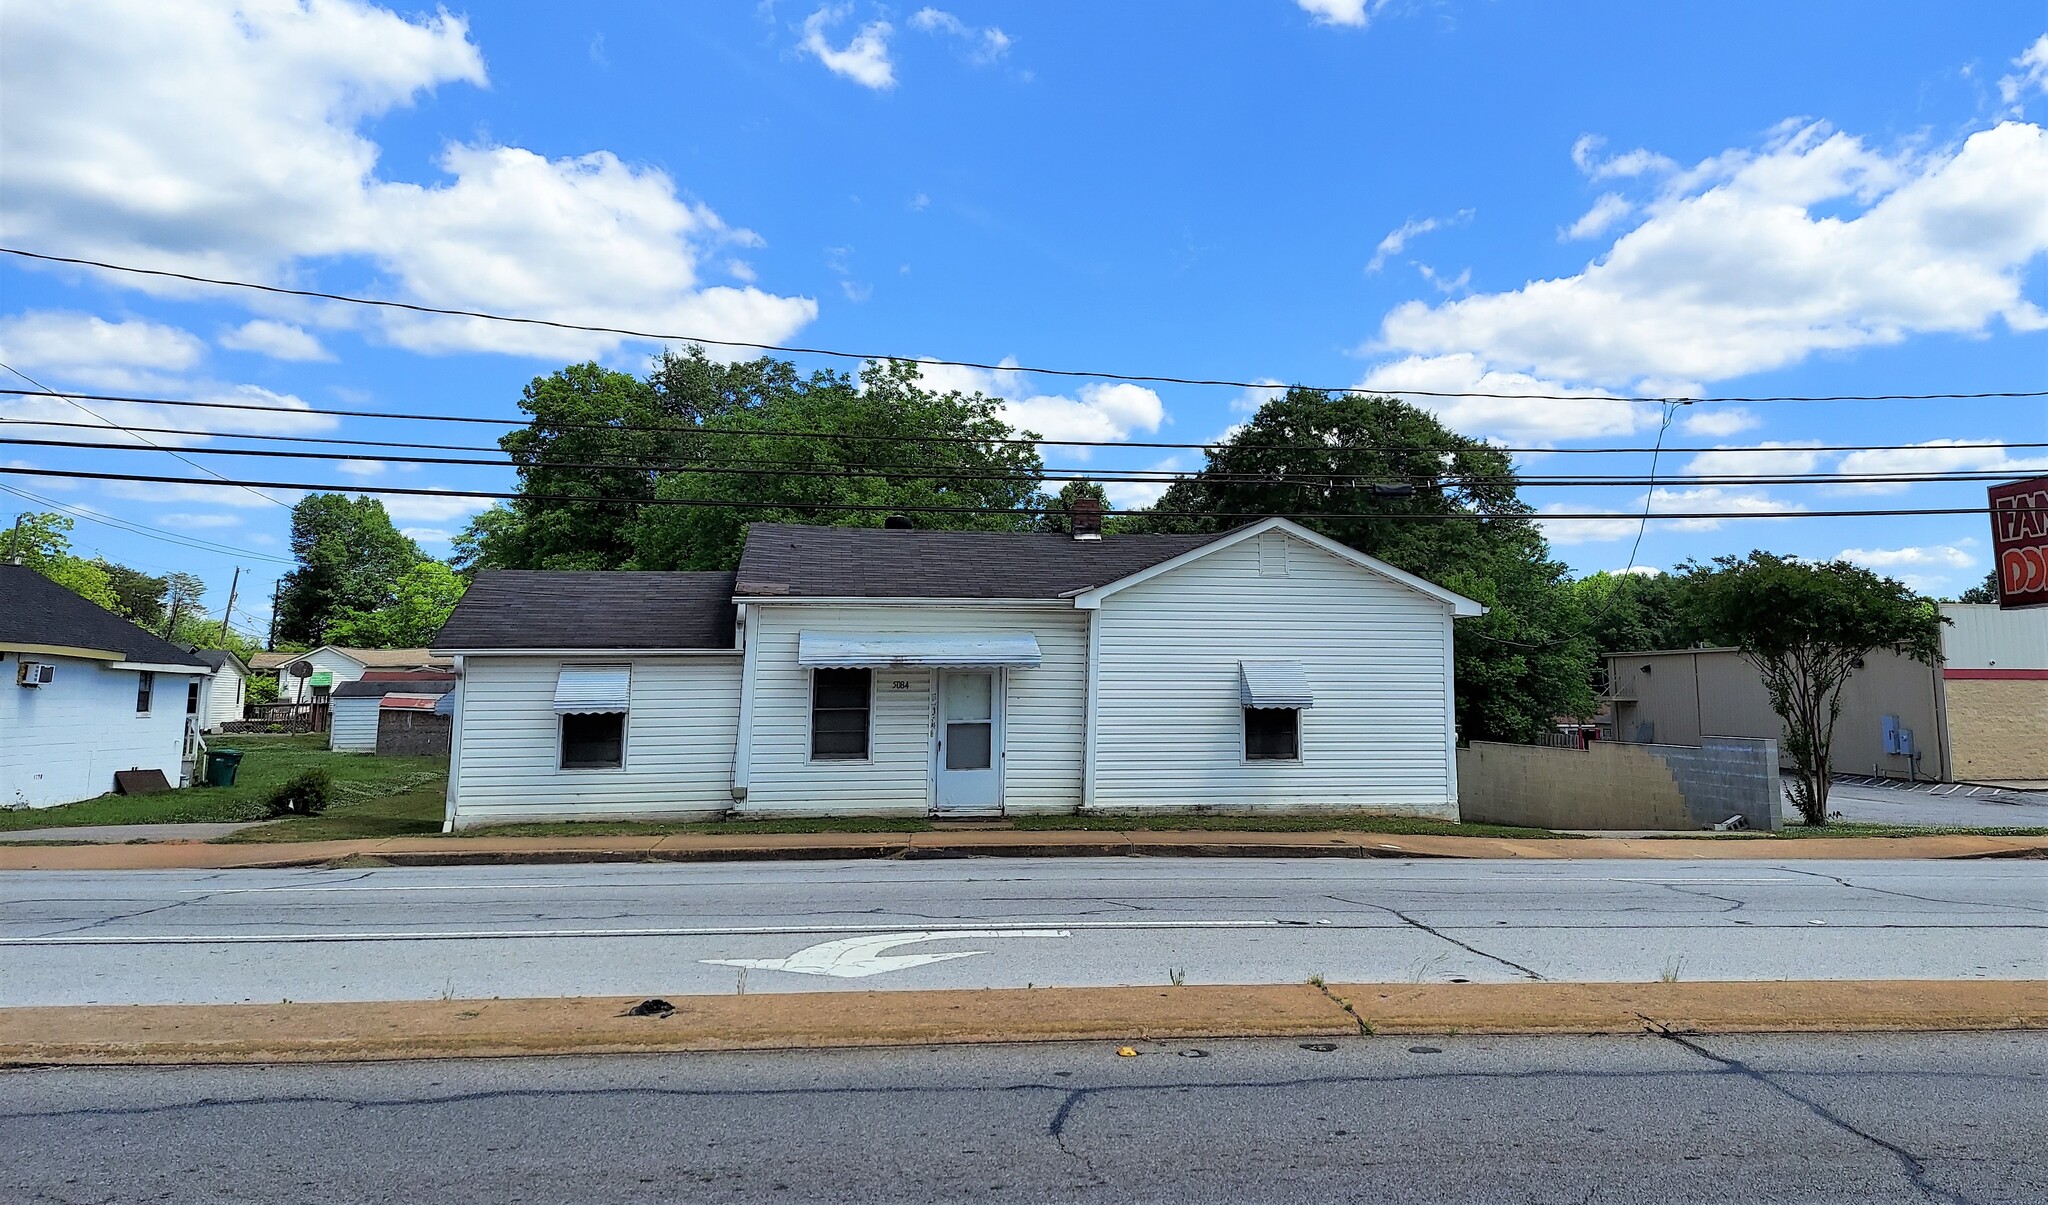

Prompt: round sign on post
[{"left": 289, "top": 660, "right": 313, "bottom": 678}]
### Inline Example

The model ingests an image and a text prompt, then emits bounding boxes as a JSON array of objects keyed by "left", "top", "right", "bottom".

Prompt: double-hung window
[
  {"left": 1238, "top": 659, "right": 1310, "bottom": 763},
  {"left": 555, "top": 666, "right": 630, "bottom": 770},
  {"left": 810, "top": 668, "right": 872, "bottom": 760},
  {"left": 135, "top": 670, "right": 154, "bottom": 715}
]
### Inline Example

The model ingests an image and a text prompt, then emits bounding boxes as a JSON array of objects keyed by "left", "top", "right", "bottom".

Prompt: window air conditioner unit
[{"left": 16, "top": 661, "right": 54, "bottom": 687}]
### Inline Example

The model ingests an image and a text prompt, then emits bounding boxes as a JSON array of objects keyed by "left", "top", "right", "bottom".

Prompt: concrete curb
[
  {"left": 3, "top": 981, "right": 2042, "bottom": 1066},
  {"left": 1, "top": 829, "right": 2044, "bottom": 871}
]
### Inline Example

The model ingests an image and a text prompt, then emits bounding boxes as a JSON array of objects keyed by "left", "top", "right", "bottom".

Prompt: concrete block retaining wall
[{"left": 1458, "top": 736, "right": 1780, "bottom": 832}]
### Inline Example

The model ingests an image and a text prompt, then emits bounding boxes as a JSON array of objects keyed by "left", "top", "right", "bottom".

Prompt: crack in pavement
[
  {"left": 1775, "top": 868, "right": 2048, "bottom": 916},
  {"left": 1326, "top": 894, "right": 1547, "bottom": 981},
  {"left": 1649, "top": 1028, "right": 1977, "bottom": 1205}
]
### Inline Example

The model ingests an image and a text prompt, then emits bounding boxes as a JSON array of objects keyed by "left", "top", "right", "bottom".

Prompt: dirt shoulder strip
[
  {"left": 0, "top": 829, "right": 2043, "bottom": 871},
  {"left": 3, "top": 980, "right": 2042, "bottom": 1066}
]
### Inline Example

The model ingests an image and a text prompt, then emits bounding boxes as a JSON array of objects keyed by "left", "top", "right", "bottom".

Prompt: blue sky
[{"left": 2, "top": 0, "right": 2045, "bottom": 638}]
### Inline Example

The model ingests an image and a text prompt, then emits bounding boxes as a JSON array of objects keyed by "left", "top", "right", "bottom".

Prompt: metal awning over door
[
  {"left": 553, "top": 666, "right": 631, "bottom": 713},
  {"left": 1239, "top": 659, "right": 1314, "bottom": 708},
  {"left": 797, "top": 632, "right": 1042, "bottom": 669}
]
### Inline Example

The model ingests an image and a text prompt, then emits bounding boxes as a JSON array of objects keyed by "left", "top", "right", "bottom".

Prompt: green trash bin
[{"left": 203, "top": 748, "right": 244, "bottom": 788}]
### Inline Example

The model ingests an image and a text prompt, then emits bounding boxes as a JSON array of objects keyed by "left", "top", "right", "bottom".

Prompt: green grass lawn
[{"left": 0, "top": 734, "right": 449, "bottom": 839}]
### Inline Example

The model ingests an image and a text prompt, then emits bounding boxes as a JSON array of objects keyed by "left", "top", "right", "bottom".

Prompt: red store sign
[{"left": 1991, "top": 475, "right": 2048, "bottom": 609}]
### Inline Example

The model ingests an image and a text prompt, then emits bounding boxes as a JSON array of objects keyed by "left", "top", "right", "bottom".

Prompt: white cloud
[
  {"left": 1679, "top": 440, "right": 1824, "bottom": 478},
  {"left": 909, "top": 8, "right": 1012, "bottom": 64},
  {"left": 1375, "top": 119, "right": 2048, "bottom": 397},
  {"left": 1101, "top": 457, "right": 1189, "bottom": 509},
  {"left": 102, "top": 480, "right": 300, "bottom": 509},
  {"left": 0, "top": 381, "right": 334, "bottom": 454},
  {"left": 1296, "top": 0, "right": 1389, "bottom": 28},
  {"left": 1680, "top": 407, "right": 1761, "bottom": 437},
  {"left": 372, "top": 491, "right": 486, "bottom": 524},
  {"left": 1570, "top": 134, "right": 1679, "bottom": 181},
  {"left": 1230, "top": 378, "right": 1287, "bottom": 415},
  {"left": 401, "top": 526, "right": 456, "bottom": 545},
  {"left": 1563, "top": 193, "right": 1632, "bottom": 241},
  {"left": 1538, "top": 484, "right": 1802, "bottom": 545},
  {"left": 1537, "top": 505, "right": 1644, "bottom": 546},
  {"left": 901, "top": 358, "right": 1166, "bottom": 447},
  {"left": 1358, "top": 352, "right": 1657, "bottom": 443},
  {"left": 0, "top": 311, "right": 205, "bottom": 390},
  {"left": 1838, "top": 544, "right": 1975, "bottom": 570},
  {"left": 1999, "top": 34, "right": 2048, "bottom": 111},
  {"left": 725, "top": 258, "right": 758, "bottom": 283},
  {"left": 1832, "top": 439, "right": 2048, "bottom": 494},
  {"left": 334, "top": 459, "right": 385, "bottom": 477},
  {"left": 800, "top": 5, "right": 895, "bottom": 89},
  {"left": 218, "top": 320, "right": 331, "bottom": 362},
  {"left": 160, "top": 512, "right": 241, "bottom": 529},
  {"left": 0, "top": 1, "right": 817, "bottom": 361},
  {"left": 1367, "top": 210, "right": 1471, "bottom": 273}
]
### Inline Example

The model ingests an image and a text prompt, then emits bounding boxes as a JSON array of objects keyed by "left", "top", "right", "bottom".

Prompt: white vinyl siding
[
  {"left": 741, "top": 604, "right": 1087, "bottom": 817},
  {"left": 197, "top": 664, "right": 244, "bottom": 731},
  {"left": 0, "top": 653, "right": 200, "bottom": 807},
  {"left": 1092, "top": 531, "right": 1457, "bottom": 817},
  {"left": 328, "top": 696, "right": 382, "bottom": 752},
  {"left": 274, "top": 649, "right": 369, "bottom": 703},
  {"left": 449, "top": 655, "right": 740, "bottom": 828}
]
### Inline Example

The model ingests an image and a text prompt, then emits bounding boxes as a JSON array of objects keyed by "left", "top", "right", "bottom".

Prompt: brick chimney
[{"left": 1070, "top": 495, "right": 1103, "bottom": 540}]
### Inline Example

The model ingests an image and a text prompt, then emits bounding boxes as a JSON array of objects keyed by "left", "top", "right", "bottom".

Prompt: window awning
[
  {"left": 1239, "top": 659, "right": 1313, "bottom": 709},
  {"left": 797, "top": 632, "right": 1042, "bottom": 669},
  {"left": 554, "top": 666, "right": 631, "bottom": 713}
]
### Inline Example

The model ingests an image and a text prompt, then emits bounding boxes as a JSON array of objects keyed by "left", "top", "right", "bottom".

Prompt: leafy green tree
[
  {"left": 1682, "top": 552, "right": 1944, "bottom": 826},
  {"left": 1126, "top": 388, "right": 1593, "bottom": 742},
  {"left": 630, "top": 356, "right": 1044, "bottom": 570},
  {"left": 92, "top": 560, "right": 169, "bottom": 627},
  {"left": 327, "top": 561, "right": 468, "bottom": 647},
  {"left": 7, "top": 512, "right": 121, "bottom": 611},
  {"left": 275, "top": 494, "right": 424, "bottom": 645},
  {"left": 1955, "top": 570, "right": 1999, "bottom": 604},
  {"left": 476, "top": 362, "right": 678, "bottom": 571},
  {"left": 1569, "top": 570, "right": 1700, "bottom": 655}
]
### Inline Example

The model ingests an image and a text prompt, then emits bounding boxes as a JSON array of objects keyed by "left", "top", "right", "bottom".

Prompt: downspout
[
  {"left": 1080, "top": 603, "right": 1099, "bottom": 811},
  {"left": 440, "top": 654, "right": 464, "bottom": 833},
  {"left": 730, "top": 603, "right": 755, "bottom": 807}
]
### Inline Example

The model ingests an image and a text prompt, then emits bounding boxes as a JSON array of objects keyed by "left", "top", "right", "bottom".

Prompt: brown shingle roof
[{"left": 733, "top": 524, "right": 1221, "bottom": 600}]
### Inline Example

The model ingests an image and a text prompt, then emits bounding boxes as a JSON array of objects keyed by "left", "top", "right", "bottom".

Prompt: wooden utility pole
[
  {"left": 7, "top": 512, "right": 25, "bottom": 564},
  {"left": 267, "top": 579, "right": 281, "bottom": 649},
  {"left": 217, "top": 566, "right": 241, "bottom": 647}
]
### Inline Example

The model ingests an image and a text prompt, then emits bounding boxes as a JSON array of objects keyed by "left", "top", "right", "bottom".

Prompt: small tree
[{"left": 1683, "top": 552, "right": 1943, "bottom": 826}]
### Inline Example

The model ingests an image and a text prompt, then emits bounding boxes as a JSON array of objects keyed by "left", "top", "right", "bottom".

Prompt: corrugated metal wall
[
  {"left": 1941, "top": 604, "right": 2048, "bottom": 670},
  {"left": 1092, "top": 531, "right": 1457, "bottom": 816}
]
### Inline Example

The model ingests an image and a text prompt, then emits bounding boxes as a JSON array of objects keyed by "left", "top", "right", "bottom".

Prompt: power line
[
  {"left": 5, "top": 246, "right": 2045, "bottom": 406},
  {"left": 0, "top": 480, "right": 294, "bottom": 564},
  {"left": 0, "top": 363, "right": 293, "bottom": 511},
  {"left": 1, "top": 433, "right": 2037, "bottom": 489},
  {"left": 0, "top": 465, "right": 2032, "bottom": 521},
  {"left": 5, "top": 387, "right": 2046, "bottom": 458}
]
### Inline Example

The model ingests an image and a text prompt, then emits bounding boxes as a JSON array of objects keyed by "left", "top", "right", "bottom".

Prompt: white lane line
[
  {"left": 171, "top": 875, "right": 1820, "bottom": 895},
  {"left": 0, "top": 918, "right": 1281, "bottom": 947}
]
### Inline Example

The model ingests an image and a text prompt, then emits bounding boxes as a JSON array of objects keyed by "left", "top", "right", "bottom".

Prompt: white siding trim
[
  {"left": 1442, "top": 611, "right": 1460, "bottom": 815},
  {"left": 731, "top": 603, "right": 756, "bottom": 799},
  {"left": 442, "top": 655, "right": 465, "bottom": 832},
  {"left": 1082, "top": 607, "right": 1100, "bottom": 809},
  {"left": 1069, "top": 517, "right": 1486, "bottom": 617}
]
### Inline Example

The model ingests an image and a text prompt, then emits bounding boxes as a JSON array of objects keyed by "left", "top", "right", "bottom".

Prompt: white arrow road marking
[{"left": 701, "top": 929, "right": 1071, "bottom": 979}]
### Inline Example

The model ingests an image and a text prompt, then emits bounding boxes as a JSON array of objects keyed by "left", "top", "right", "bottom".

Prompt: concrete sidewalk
[
  {"left": 5, "top": 980, "right": 2043, "bottom": 1065},
  {"left": 2, "top": 827, "right": 2045, "bottom": 871}
]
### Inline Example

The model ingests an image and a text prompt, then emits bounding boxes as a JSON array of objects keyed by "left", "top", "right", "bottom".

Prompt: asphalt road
[
  {"left": 1, "top": 858, "right": 2041, "bottom": 1005},
  {"left": 5, "top": 1033, "right": 2043, "bottom": 1203}
]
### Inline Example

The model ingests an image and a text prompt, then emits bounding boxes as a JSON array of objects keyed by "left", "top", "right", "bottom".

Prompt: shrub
[{"left": 264, "top": 769, "right": 333, "bottom": 817}]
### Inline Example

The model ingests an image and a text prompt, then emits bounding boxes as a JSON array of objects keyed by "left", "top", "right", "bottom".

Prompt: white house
[
  {"left": 251, "top": 645, "right": 451, "bottom": 703},
  {"left": 432, "top": 516, "right": 1483, "bottom": 831},
  {"left": 1, "top": 563, "right": 211, "bottom": 808},
  {"left": 190, "top": 650, "right": 248, "bottom": 732}
]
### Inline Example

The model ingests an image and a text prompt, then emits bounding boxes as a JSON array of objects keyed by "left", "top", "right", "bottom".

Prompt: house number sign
[{"left": 887, "top": 679, "right": 913, "bottom": 691}]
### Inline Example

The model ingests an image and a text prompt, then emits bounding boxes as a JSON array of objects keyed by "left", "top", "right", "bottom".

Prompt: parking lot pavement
[{"left": 1802, "top": 779, "right": 2048, "bottom": 828}]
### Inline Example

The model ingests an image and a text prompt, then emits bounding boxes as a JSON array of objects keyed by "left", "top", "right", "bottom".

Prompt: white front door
[{"left": 934, "top": 669, "right": 1002, "bottom": 815}]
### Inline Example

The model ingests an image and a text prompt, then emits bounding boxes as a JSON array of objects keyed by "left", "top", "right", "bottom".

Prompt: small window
[
  {"left": 811, "top": 668, "right": 872, "bottom": 760},
  {"left": 135, "top": 671, "right": 154, "bottom": 714},
  {"left": 1244, "top": 707, "right": 1299, "bottom": 761},
  {"left": 561, "top": 712, "right": 626, "bottom": 769},
  {"left": 186, "top": 680, "right": 201, "bottom": 715}
]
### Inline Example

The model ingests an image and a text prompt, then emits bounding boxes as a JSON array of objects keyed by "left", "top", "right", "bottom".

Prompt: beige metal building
[
  {"left": 1603, "top": 604, "right": 2048, "bottom": 785},
  {"left": 1604, "top": 646, "right": 1948, "bottom": 781}
]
